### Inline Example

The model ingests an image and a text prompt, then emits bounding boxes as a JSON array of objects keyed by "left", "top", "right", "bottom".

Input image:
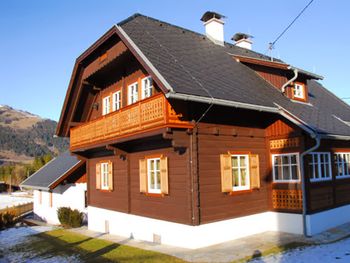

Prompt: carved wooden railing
[
  {"left": 70, "top": 94, "right": 192, "bottom": 150},
  {"left": 272, "top": 189, "right": 302, "bottom": 210}
]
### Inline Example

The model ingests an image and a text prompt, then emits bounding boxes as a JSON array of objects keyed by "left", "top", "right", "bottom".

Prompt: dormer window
[
  {"left": 102, "top": 96, "right": 110, "bottom": 115},
  {"left": 293, "top": 83, "right": 305, "bottom": 100}
]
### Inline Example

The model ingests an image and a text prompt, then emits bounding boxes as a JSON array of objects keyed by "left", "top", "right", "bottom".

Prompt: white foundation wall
[
  {"left": 88, "top": 206, "right": 303, "bottom": 249},
  {"left": 33, "top": 183, "right": 87, "bottom": 225},
  {"left": 306, "top": 204, "right": 350, "bottom": 236}
]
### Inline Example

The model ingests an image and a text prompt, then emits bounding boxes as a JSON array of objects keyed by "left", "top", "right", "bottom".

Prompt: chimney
[
  {"left": 232, "top": 33, "right": 253, "bottom": 50},
  {"left": 200, "top": 11, "right": 225, "bottom": 46}
]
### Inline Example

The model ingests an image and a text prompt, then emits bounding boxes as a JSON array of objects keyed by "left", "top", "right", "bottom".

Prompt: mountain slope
[{"left": 0, "top": 105, "right": 68, "bottom": 165}]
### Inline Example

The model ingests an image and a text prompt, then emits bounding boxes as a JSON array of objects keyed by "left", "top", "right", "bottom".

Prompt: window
[
  {"left": 139, "top": 156, "right": 168, "bottom": 195},
  {"left": 335, "top": 153, "right": 350, "bottom": 178},
  {"left": 141, "top": 76, "right": 153, "bottom": 99},
  {"left": 84, "top": 190, "right": 88, "bottom": 208},
  {"left": 231, "top": 155, "right": 250, "bottom": 191},
  {"left": 101, "top": 162, "right": 109, "bottom": 190},
  {"left": 112, "top": 91, "right": 121, "bottom": 111},
  {"left": 128, "top": 82, "right": 138, "bottom": 105},
  {"left": 39, "top": 190, "right": 42, "bottom": 205},
  {"left": 272, "top": 153, "right": 300, "bottom": 182},
  {"left": 293, "top": 83, "right": 305, "bottom": 99},
  {"left": 49, "top": 192, "right": 53, "bottom": 207},
  {"left": 220, "top": 153, "right": 260, "bottom": 192},
  {"left": 309, "top": 152, "right": 332, "bottom": 182},
  {"left": 147, "top": 158, "right": 161, "bottom": 194},
  {"left": 102, "top": 96, "right": 110, "bottom": 115},
  {"left": 96, "top": 161, "right": 113, "bottom": 191}
]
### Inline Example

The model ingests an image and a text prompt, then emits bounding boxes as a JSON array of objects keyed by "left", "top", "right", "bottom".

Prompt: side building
[{"left": 20, "top": 152, "right": 87, "bottom": 224}]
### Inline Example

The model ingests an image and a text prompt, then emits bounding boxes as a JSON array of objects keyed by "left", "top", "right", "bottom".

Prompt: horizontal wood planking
[
  {"left": 197, "top": 123, "right": 271, "bottom": 224},
  {"left": 305, "top": 139, "right": 350, "bottom": 213},
  {"left": 87, "top": 136, "right": 192, "bottom": 225}
]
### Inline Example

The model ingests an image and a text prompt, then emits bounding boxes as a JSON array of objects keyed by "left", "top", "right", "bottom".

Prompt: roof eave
[{"left": 19, "top": 184, "right": 50, "bottom": 191}]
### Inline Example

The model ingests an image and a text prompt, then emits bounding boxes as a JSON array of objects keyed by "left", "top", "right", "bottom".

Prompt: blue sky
[{"left": 0, "top": 0, "right": 349, "bottom": 121}]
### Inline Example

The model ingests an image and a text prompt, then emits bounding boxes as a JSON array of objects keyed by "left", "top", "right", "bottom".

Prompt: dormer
[{"left": 233, "top": 55, "right": 323, "bottom": 104}]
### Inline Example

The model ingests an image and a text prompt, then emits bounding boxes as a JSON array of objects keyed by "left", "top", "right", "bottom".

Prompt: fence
[{"left": 0, "top": 202, "right": 33, "bottom": 218}]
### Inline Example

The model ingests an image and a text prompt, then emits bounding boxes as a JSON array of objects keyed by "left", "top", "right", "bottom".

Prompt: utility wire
[{"left": 267, "top": 0, "right": 315, "bottom": 54}]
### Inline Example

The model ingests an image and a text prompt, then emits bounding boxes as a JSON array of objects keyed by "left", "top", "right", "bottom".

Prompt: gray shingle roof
[
  {"left": 119, "top": 14, "right": 350, "bottom": 137},
  {"left": 20, "top": 152, "right": 82, "bottom": 190}
]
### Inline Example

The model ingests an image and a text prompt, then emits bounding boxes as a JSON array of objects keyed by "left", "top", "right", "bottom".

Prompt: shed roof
[{"left": 20, "top": 152, "right": 84, "bottom": 191}]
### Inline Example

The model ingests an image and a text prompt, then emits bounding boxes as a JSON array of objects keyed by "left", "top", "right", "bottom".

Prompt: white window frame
[
  {"left": 102, "top": 96, "right": 110, "bottom": 116},
  {"left": 100, "top": 162, "right": 109, "bottom": 190},
  {"left": 128, "top": 82, "right": 139, "bottom": 105},
  {"left": 112, "top": 90, "right": 121, "bottom": 111},
  {"left": 335, "top": 152, "right": 350, "bottom": 179},
  {"left": 293, "top": 83, "right": 305, "bottom": 99},
  {"left": 272, "top": 153, "right": 300, "bottom": 183},
  {"left": 141, "top": 76, "right": 153, "bottom": 99},
  {"left": 231, "top": 154, "right": 250, "bottom": 191},
  {"left": 309, "top": 152, "right": 332, "bottom": 182},
  {"left": 147, "top": 158, "right": 161, "bottom": 194}
]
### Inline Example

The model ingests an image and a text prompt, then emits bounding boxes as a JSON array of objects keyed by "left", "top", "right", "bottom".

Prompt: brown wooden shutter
[
  {"left": 160, "top": 157, "right": 169, "bottom": 194},
  {"left": 96, "top": 163, "right": 101, "bottom": 190},
  {"left": 220, "top": 154, "right": 232, "bottom": 192},
  {"left": 108, "top": 161, "right": 113, "bottom": 191},
  {"left": 250, "top": 154, "right": 260, "bottom": 189},
  {"left": 139, "top": 159, "right": 147, "bottom": 193}
]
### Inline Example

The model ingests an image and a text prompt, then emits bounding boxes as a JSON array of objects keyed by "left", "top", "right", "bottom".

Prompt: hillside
[{"left": 0, "top": 105, "right": 68, "bottom": 165}]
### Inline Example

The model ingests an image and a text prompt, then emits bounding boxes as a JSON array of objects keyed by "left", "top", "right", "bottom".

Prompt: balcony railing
[{"left": 70, "top": 94, "right": 193, "bottom": 150}]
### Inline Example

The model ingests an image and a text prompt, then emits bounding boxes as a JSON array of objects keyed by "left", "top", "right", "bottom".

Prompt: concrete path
[
  {"left": 69, "top": 223, "right": 350, "bottom": 263},
  {"left": 69, "top": 227, "right": 305, "bottom": 262}
]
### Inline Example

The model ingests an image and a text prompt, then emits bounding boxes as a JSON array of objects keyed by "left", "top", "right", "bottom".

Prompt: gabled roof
[
  {"left": 20, "top": 152, "right": 85, "bottom": 191},
  {"left": 56, "top": 13, "right": 350, "bottom": 140}
]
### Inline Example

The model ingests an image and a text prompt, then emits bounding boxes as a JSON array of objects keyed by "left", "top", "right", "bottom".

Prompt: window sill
[
  {"left": 229, "top": 189, "right": 254, "bottom": 196},
  {"left": 99, "top": 189, "right": 113, "bottom": 193},
  {"left": 144, "top": 192, "right": 165, "bottom": 198},
  {"left": 310, "top": 178, "right": 332, "bottom": 183},
  {"left": 272, "top": 181, "right": 300, "bottom": 184},
  {"left": 336, "top": 175, "right": 350, "bottom": 180}
]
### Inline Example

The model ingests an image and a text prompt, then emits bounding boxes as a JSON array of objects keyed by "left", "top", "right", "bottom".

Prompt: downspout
[
  {"left": 300, "top": 133, "right": 321, "bottom": 237},
  {"left": 281, "top": 67, "right": 298, "bottom": 94}
]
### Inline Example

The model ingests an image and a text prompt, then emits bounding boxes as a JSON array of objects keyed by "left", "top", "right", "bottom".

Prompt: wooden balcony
[{"left": 70, "top": 94, "right": 193, "bottom": 150}]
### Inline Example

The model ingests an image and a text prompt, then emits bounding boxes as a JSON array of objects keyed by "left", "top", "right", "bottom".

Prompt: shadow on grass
[{"left": 20, "top": 229, "right": 185, "bottom": 263}]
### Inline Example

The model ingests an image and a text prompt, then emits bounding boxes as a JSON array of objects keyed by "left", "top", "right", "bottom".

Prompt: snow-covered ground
[
  {"left": 0, "top": 193, "right": 33, "bottom": 209},
  {"left": 0, "top": 226, "right": 81, "bottom": 263},
  {"left": 253, "top": 238, "right": 350, "bottom": 263}
]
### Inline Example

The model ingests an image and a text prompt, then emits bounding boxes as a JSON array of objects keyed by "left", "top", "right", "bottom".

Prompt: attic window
[
  {"left": 99, "top": 52, "right": 108, "bottom": 63},
  {"left": 293, "top": 83, "right": 305, "bottom": 100}
]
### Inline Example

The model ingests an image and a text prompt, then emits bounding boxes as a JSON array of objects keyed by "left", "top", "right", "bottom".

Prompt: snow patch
[
  {"left": 252, "top": 237, "right": 350, "bottom": 263},
  {"left": 0, "top": 193, "right": 33, "bottom": 209}
]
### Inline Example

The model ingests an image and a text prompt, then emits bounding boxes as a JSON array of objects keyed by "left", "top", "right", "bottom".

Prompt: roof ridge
[{"left": 118, "top": 13, "right": 279, "bottom": 62}]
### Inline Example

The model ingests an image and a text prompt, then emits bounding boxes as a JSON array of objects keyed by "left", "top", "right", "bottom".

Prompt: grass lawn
[{"left": 12, "top": 229, "right": 186, "bottom": 263}]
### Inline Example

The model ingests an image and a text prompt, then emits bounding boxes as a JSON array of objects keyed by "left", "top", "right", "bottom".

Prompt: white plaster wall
[
  {"left": 33, "top": 183, "right": 87, "bottom": 225},
  {"left": 88, "top": 206, "right": 303, "bottom": 249},
  {"left": 306, "top": 204, "right": 350, "bottom": 236}
]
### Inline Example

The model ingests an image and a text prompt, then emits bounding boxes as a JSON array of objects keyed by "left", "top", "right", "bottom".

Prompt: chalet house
[
  {"left": 56, "top": 12, "right": 350, "bottom": 249},
  {"left": 20, "top": 152, "right": 87, "bottom": 224}
]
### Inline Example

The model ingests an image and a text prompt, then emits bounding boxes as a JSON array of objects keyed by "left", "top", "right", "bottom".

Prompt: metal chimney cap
[
  {"left": 232, "top": 32, "right": 253, "bottom": 42},
  {"left": 200, "top": 11, "right": 226, "bottom": 22}
]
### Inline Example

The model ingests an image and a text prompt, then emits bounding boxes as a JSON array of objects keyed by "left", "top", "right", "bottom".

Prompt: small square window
[
  {"left": 293, "top": 84, "right": 305, "bottom": 99},
  {"left": 272, "top": 153, "right": 300, "bottom": 183}
]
